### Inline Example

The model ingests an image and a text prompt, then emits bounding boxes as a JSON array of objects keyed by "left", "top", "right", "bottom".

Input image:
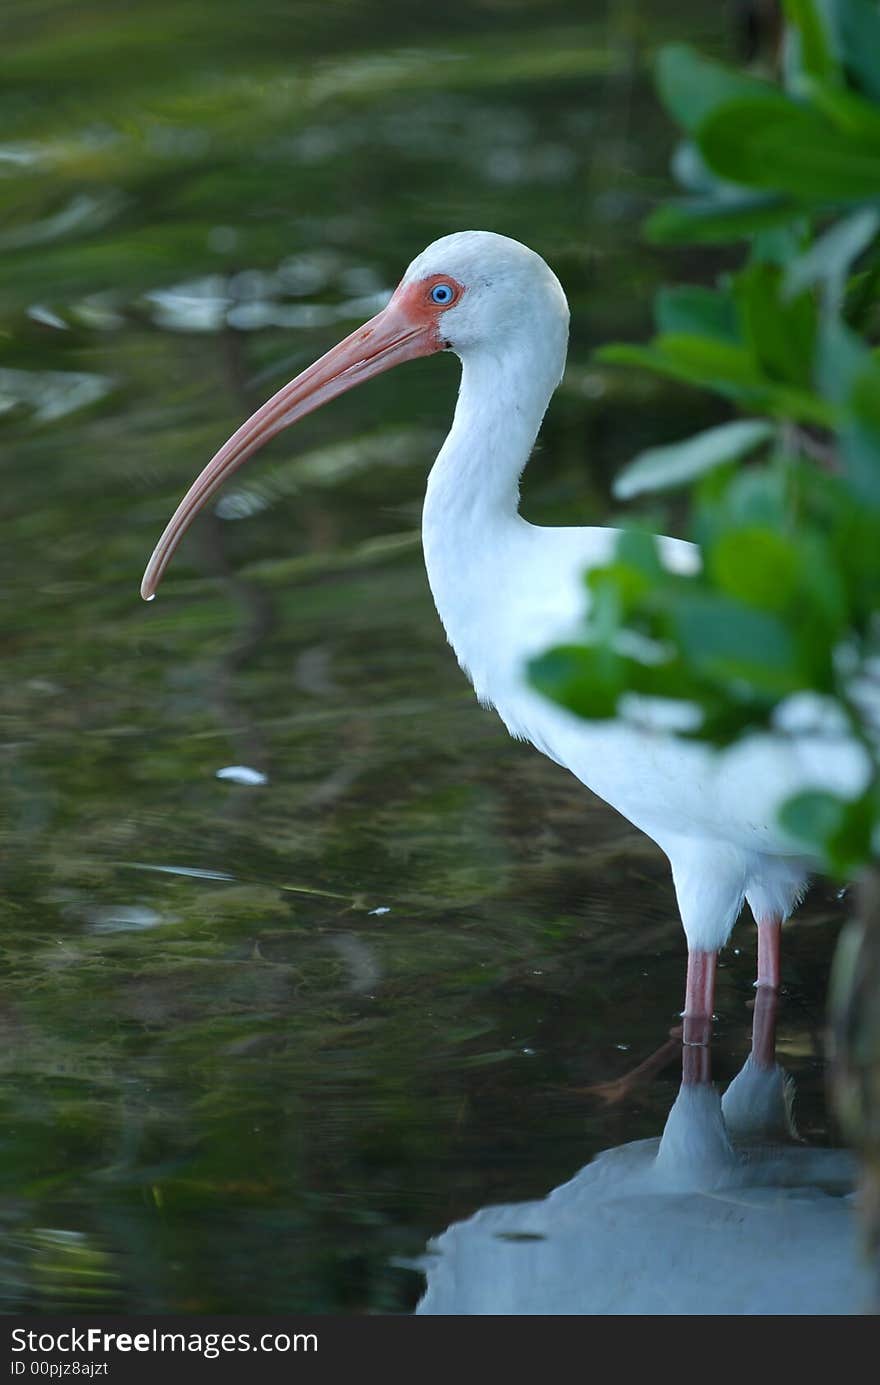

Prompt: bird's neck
[
  {"left": 423, "top": 344, "right": 558, "bottom": 554},
  {"left": 420, "top": 341, "right": 563, "bottom": 690}
]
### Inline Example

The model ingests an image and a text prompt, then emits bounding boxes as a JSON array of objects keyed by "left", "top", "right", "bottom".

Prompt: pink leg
[
  {"left": 681, "top": 1040, "right": 712, "bottom": 1086},
  {"left": 750, "top": 983, "right": 779, "bottom": 1070},
  {"left": 681, "top": 949, "right": 717, "bottom": 1048},
  {"left": 756, "top": 915, "right": 782, "bottom": 991}
]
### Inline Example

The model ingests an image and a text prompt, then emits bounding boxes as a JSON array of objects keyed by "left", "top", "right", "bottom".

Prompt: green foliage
[
  {"left": 780, "top": 787, "right": 876, "bottom": 873},
  {"left": 613, "top": 420, "right": 775, "bottom": 498},
  {"left": 532, "top": 0, "right": 880, "bottom": 877}
]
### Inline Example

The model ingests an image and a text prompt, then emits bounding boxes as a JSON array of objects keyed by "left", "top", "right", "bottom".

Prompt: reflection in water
[{"left": 418, "top": 991, "right": 869, "bottom": 1315}]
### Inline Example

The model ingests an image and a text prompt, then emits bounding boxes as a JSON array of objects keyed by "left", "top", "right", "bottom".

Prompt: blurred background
[{"left": 1, "top": 0, "right": 851, "bottom": 1313}]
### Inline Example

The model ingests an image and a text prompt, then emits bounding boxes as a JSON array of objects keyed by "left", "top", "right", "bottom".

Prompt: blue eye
[{"left": 430, "top": 283, "right": 455, "bottom": 305}]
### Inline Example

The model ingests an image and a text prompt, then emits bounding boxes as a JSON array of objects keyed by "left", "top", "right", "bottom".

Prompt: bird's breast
[{"left": 421, "top": 518, "right": 869, "bottom": 856}]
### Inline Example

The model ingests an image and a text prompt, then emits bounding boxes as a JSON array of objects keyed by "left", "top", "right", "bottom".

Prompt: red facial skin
[
  {"left": 140, "top": 273, "right": 465, "bottom": 600},
  {"left": 391, "top": 273, "right": 463, "bottom": 349}
]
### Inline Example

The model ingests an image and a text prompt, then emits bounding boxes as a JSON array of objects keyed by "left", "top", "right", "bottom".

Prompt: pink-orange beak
[{"left": 140, "top": 284, "right": 443, "bottom": 600}]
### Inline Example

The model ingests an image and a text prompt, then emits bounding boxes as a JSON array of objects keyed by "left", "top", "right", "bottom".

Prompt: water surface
[{"left": 2, "top": 0, "right": 855, "bottom": 1313}]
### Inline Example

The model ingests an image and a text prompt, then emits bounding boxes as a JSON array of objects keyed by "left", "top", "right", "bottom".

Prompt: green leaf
[
  {"left": 751, "top": 224, "right": 808, "bottom": 267},
  {"left": 655, "top": 44, "right": 785, "bottom": 133},
  {"left": 784, "top": 208, "right": 880, "bottom": 302},
  {"left": 646, "top": 194, "right": 799, "bottom": 245},
  {"left": 614, "top": 528, "right": 666, "bottom": 577},
  {"left": 734, "top": 263, "right": 818, "bottom": 388},
  {"left": 649, "top": 334, "right": 766, "bottom": 387},
  {"left": 529, "top": 634, "right": 775, "bottom": 747},
  {"left": 794, "top": 529, "right": 849, "bottom": 626},
  {"left": 817, "top": 313, "right": 871, "bottom": 403},
  {"left": 850, "top": 359, "right": 880, "bottom": 435},
  {"left": 780, "top": 789, "right": 850, "bottom": 844},
  {"left": 656, "top": 335, "right": 836, "bottom": 424},
  {"left": 783, "top": 0, "right": 840, "bottom": 83},
  {"left": 779, "top": 788, "right": 874, "bottom": 874},
  {"left": 707, "top": 517, "right": 845, "bottom": 630},
  {"left": 709, "top": 527, "right": 802, "bottom": 610},
  {"left": 839, "top": 421, "right": 880, "bottom": 508},
  {"left": 595, "top": 343, "right": 676, "bottom": 373},
  {"left": 721, "top": 467, "right": 792, "bottom": 527},
  {"left": 698, "top": 97, "right": 880, "bottom": 200},
  {"left": 834, "top": 0, "right": 880, "bottom": 101},
  {"left": 806, "top": 80, "right": 880, "bottom": 143},
  {"left": 598, "top": 337, "right": 837, "bottom": 425},
  {"left": 614, "top": 420, "right": 774, "bottom": 499},
  {"left": 816, "top": 314, "right": 880, "bottom": 505},
  {"left": 527, "top": 645, "right": 623, "bottom": 720},
  {"left": 672, "top": 593, "right": 803, "bottom": 695},
  {"left": 655, "top": 286, "right": 741, "bottom": 342},
  {"left": 586, "top": 561, "right": 650, "bottom": 616}
]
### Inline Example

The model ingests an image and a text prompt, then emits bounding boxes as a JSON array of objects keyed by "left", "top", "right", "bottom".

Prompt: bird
[
  {"left": 416, "top": 989, "right": 868, "bottom": 1316},
  {"left": 140, "top": 231, "right": 869, "bottom": 1044}
]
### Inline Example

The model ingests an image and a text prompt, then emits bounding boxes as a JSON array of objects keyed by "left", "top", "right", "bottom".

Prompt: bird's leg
[
  {"left": 750, "top": 982, "right": 779, "bottom": 1070},
  {"left": 681, "top": 1035, "right": 712, "bottom": 1086},
  {"left": 580, "top": 948, "right": 718, "bottom": 1103},
  {"left": 755, "top": 914, "right": 782, "bottom": 992},
  {"left": 681, "top": 949, "right": 717, "bottom": 1048}
]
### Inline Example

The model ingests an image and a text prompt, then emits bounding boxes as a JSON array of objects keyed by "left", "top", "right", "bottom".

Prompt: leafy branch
[{"left": 531, "top": 0, "right": 880, "bottom": 876}]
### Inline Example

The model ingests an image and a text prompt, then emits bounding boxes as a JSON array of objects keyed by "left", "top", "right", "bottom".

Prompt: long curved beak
[{"left": 140, "top": 290, "right": 440, "bottom": 600}]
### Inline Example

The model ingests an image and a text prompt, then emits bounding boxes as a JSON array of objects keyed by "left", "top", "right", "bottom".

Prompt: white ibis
[{"left": 141, "top": 231, "right": 867, "bottom": 1043}]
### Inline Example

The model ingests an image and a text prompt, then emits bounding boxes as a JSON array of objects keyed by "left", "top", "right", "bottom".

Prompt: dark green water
[{"left": 2, "top": 0, "right": 857, "bottom": 1313}]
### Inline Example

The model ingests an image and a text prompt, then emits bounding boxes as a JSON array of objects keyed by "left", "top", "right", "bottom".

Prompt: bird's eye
[{"left": 430, "top": 283, "right": 455, "bottom": 306}]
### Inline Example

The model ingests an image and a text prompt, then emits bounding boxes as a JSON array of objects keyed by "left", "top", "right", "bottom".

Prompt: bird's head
[
  {"left": 140, "top": 230, "right": 568, "bottom": 600},
  {"left": 398, "top": 230, "right": 569, "bottom": 355}
]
